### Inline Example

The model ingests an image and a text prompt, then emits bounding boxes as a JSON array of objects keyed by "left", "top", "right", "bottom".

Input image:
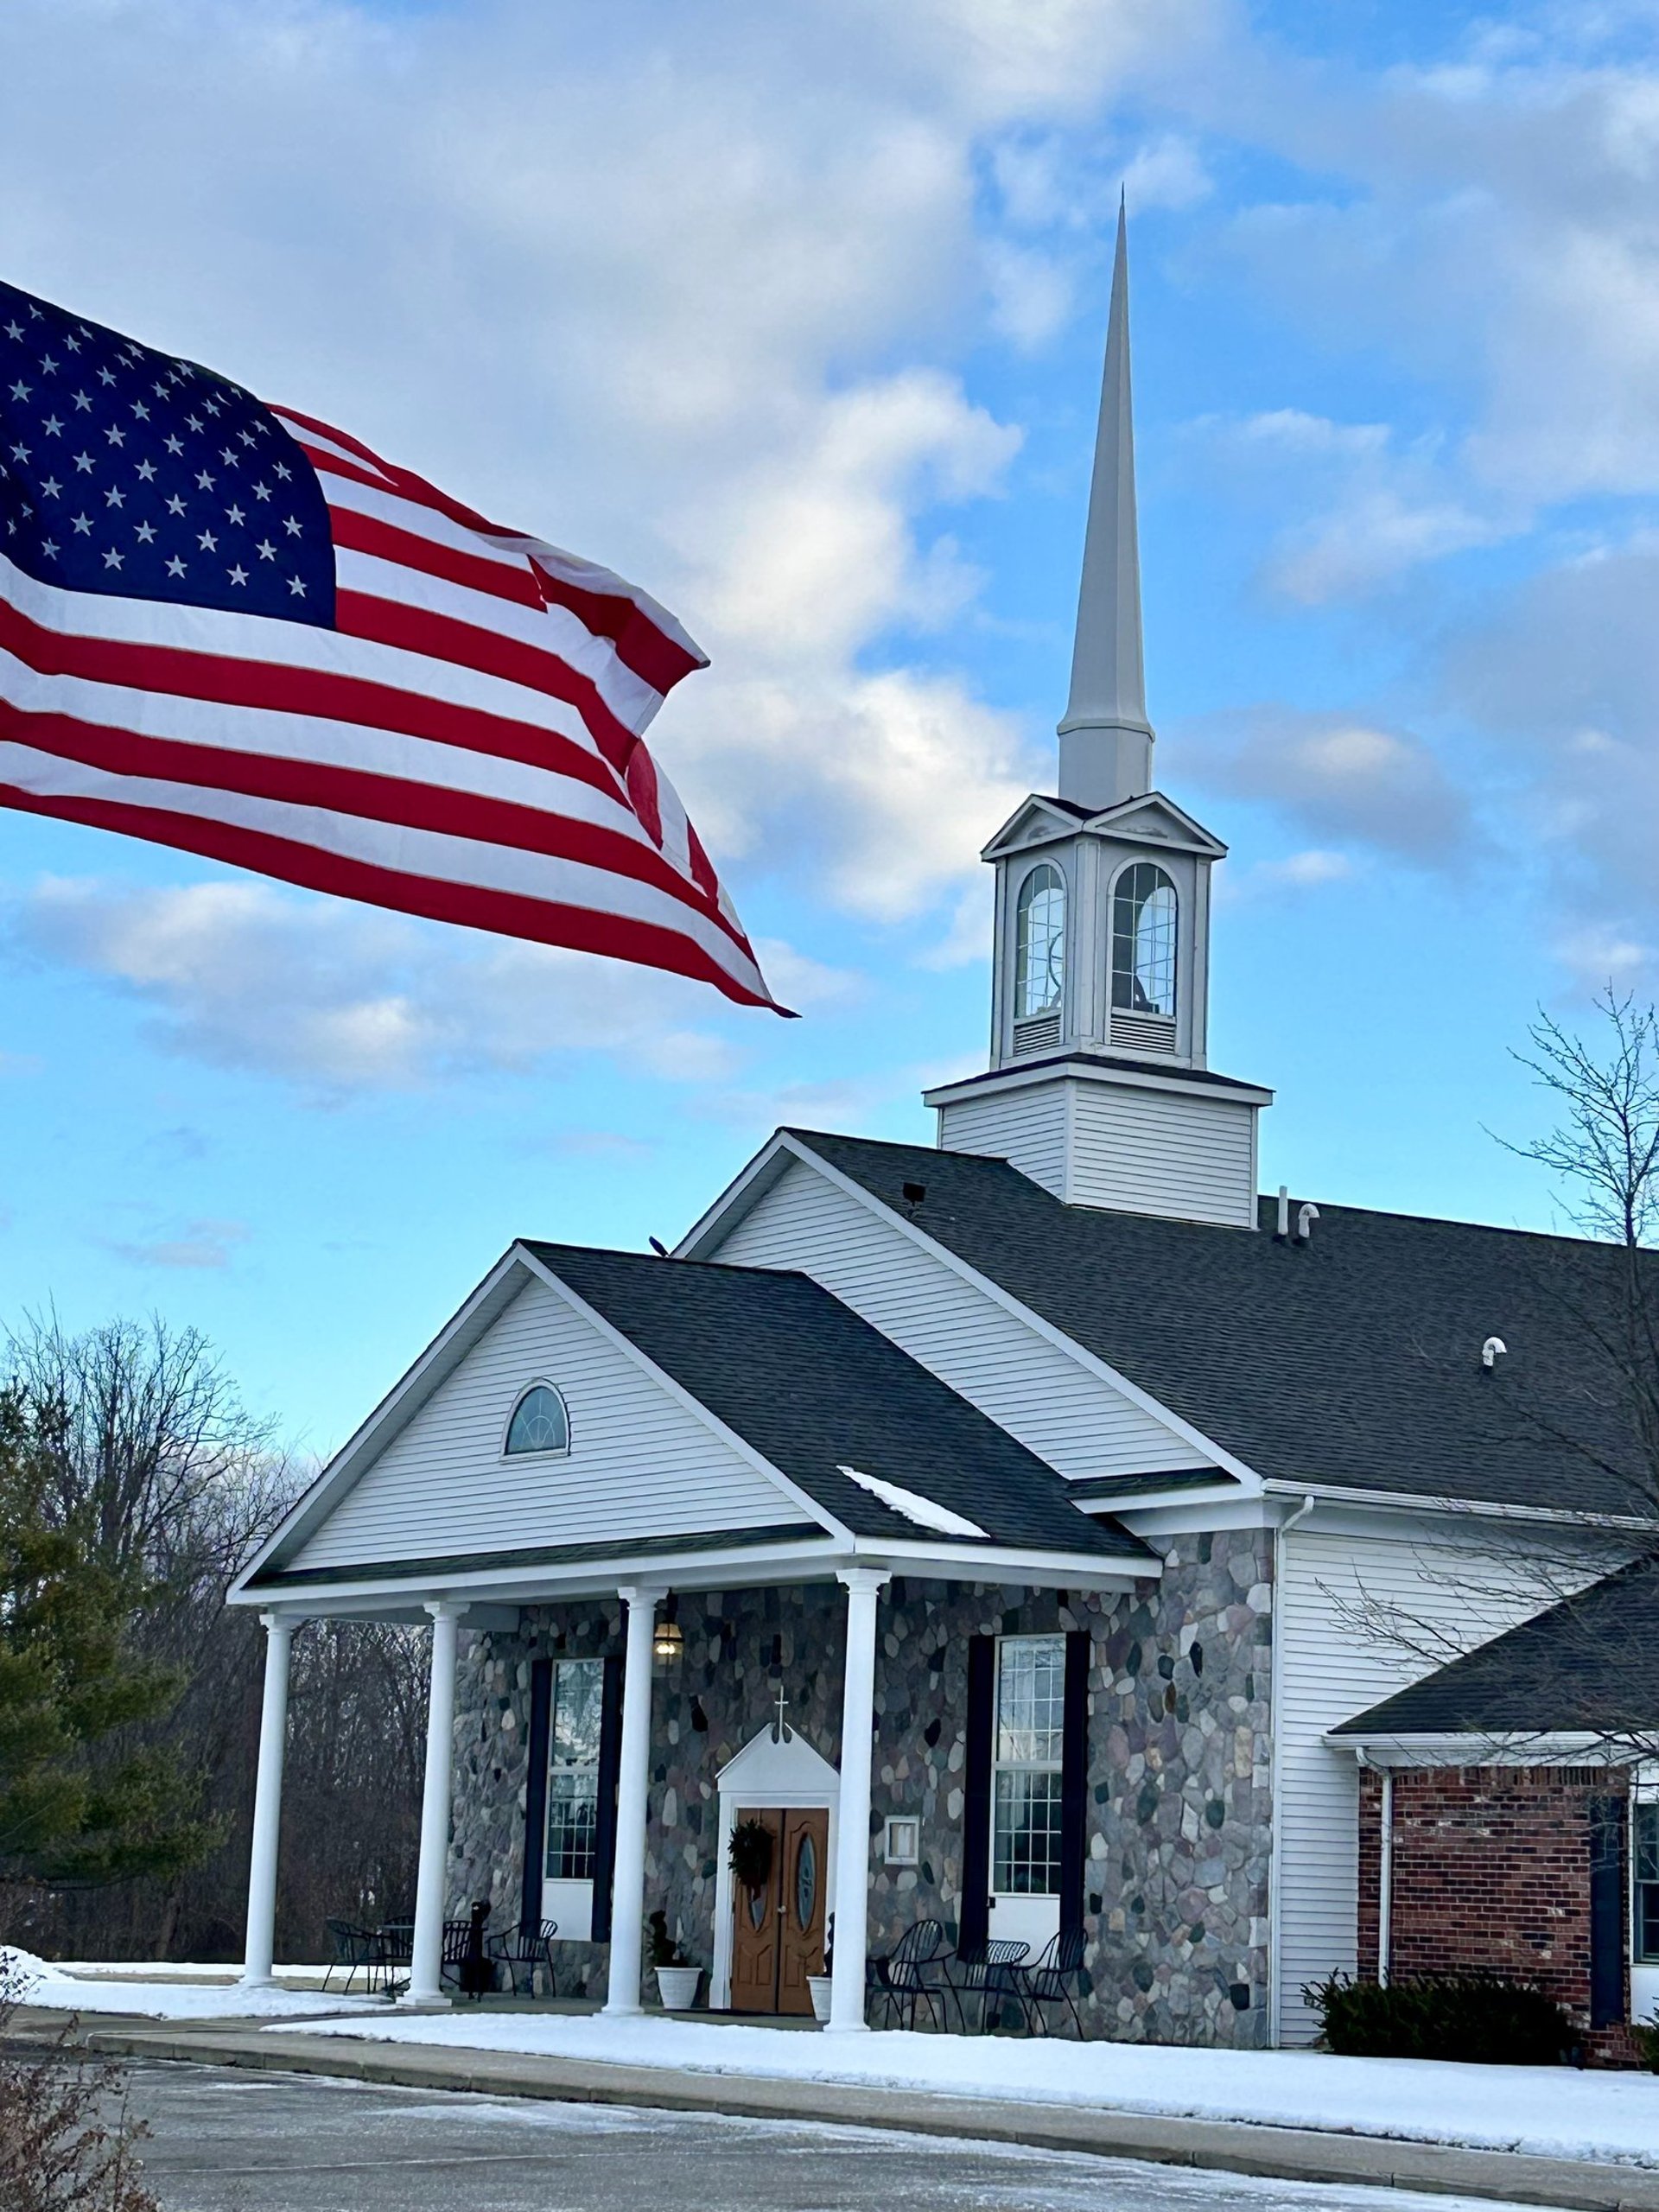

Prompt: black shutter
[
  {"left": 1589, "top": 1796, "right": 1624, "bottom": 2031},
  {"left": 589, "top": 1652, "right": 626, "bottom": 1945},
  {"left": 1059, "top": 1630, "right": 1090, "bottom": 1936},
  {"left": 960, "top": 1635, "right": 995, "bottom": 1954},
  {"left": 519, "top": 1657, "right": 553, "bottom": 1934}
]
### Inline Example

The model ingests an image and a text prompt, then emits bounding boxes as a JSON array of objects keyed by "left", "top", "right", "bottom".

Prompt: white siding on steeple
[
  {"left": 936, "top": 1074, "right": 1258, "bottom": 1229},
  {"left": 285, "top": 1274, "right": 801, "bottom": 1574},
  {"left": 710, "top": 1156, "right": 1211, "bottom": 1481}
]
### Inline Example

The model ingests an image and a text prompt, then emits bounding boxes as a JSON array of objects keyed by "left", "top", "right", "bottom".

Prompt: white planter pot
[
  {"left": 806, "top": 1974, "right": 834, "bottom": 2024},
  {"left": 655, "top": 1965, "right": 702, "bottom": 2011}
]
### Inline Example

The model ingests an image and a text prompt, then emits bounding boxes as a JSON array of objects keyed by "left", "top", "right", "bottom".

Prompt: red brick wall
[{"left": 1357, "top": 1764, "right": 1637, "bottom": 2067}]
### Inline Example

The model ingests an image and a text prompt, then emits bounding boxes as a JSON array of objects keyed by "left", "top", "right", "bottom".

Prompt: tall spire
[{"left": 1058, "top": 195, "right": 1154, "bottom": 810}]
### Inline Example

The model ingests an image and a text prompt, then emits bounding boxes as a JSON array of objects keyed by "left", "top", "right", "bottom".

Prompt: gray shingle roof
[
  {"left": 788, "top": 1130, "right": 1657, "bottom": 1518},
  {"left": 1333, "top": 1559, "right": 1659, "bottom": 1738},
  {"left": 522, "top": 1243, "right": 1153, "bottom": 1566}
]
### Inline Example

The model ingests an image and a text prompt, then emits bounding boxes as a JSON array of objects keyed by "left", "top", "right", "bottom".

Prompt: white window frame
[
  {"left": 543, "top": 1656, "right": 602, "bottom": 1942},
  {"left": 1013, "top": 861, "right": 1067, "bottom": 1020},
  {"left": 1108, "top": 858, "right": 1179, "bottom": 1021},
  {"left": 1631, "top": 1775, "right": 1659, "bottom": 2026},
  {"left": 501, "top": 1379, "right": 571, "bottom": 1461},
  {"left": 988, "top": 1633, "right": 1065, "bottom": 1948}
]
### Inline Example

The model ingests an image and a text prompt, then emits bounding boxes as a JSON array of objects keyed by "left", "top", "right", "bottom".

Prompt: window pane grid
[
  {"left": 1110, "top": 862, "right": 1177, "bottom": 1018},
  {"left": 1637, "top": 1805, "right": 1659, "bottom": 1962},
  {"left": 993, "top": 1770, "right": 1064, "bottom": 1893},
  {"left": 991, "top": 1635, "right": 1065, "bottom": 1898},
  {"left": 544, "top": 1659, "right": 602, "bottom": 1884},
  {"left": 1014, "top": 864, "right": 1065, "bottom": 1018}
]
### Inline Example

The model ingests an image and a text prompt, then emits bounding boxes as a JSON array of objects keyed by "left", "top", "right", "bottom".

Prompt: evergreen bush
[{"left": 1303, "top": 1972, "right": 1574, "bottom": 2065}]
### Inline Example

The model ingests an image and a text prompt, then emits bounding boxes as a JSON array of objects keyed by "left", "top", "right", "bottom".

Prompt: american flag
[{"left": 0, "top": 279, "right": 784, "bottom": 1012}]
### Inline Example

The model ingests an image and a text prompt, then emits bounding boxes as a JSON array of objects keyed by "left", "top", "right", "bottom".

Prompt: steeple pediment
[
  {"left": 1080, "top": 792, "right": 1227, "bottom": 860},
  {"left": 981, "top": 794, "right": 1096, "bottom": 861}
]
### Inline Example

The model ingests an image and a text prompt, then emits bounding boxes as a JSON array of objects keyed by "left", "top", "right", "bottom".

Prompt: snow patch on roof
[{"left": 836, "top": 1465, "right": 987, "bottom": 1541}]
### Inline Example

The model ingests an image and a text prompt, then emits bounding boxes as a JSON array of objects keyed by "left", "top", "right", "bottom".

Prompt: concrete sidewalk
[{"left": 15, "top": 2008, "right": 1659, "bottom": 2212}]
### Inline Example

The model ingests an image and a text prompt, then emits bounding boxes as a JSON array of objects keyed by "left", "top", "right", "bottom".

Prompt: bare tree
[{"left": 1334, "top": 989, "right": 1659, "bottom": 1765}]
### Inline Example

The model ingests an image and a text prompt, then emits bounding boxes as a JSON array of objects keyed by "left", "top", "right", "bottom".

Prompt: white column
[
  {"left": 603, "top": 1585, "right": 663, "bottom": 2017},
  {"left": 404, "top": 1599, "right": 467, "bottom": 2005},
  {"left": 828, "top": 1567, "right": 889, "bottom": 2033},
  {"left": 240, "top": 1612, "right": 297, "bottom": 1989}
]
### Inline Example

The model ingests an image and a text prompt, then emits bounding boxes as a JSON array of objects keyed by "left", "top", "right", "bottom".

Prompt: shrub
[
  {"left": 1303, "top": 1972, "right": 1573, "bottom": 2065},
  {"left": 0, "top": 1955, "right": 162, "bottom": 2210},
  {"left": 646, "top": 1910, "right": 688, "bottom": 1970},
  {"left": 1634, "top": 2016, "right": 1659, "bottom": 2074}
]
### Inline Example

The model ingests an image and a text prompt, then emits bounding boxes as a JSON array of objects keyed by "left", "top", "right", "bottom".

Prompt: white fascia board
[
  {"left": 1261, "top": 1478, "right": 1656, "bottom": 1541},
  {"left": 674, "top": 1128, "right": 798, "bottom": 1261},
  {"left": 514, "top": 1245, "right": 855, "bottom": 1548},
  {"left": 768, "top": 1134, "right": 1263, "bottom": 1492},
  {"left": 230, "top": 1534, "right": 849, "bottom": 1617},
  {"left": 1331, "top": 1731, "right": 1630, "bottom": 1769},
  {"left": 1117, "top": 1496, "right": 1279, "bottom": 1539},
  {"left": 922, "top": 1060, "right": 1274, "bottom": 1110},
  {"left": 847, "top": 1535, "right": 1159, "bottom": 1591},
  {"left": 231, "top": 1246, "right": 531, "bottom": 1594}
]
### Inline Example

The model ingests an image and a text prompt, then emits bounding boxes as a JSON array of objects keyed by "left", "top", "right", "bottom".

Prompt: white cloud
[
  {"left": 9, "top": 875, "right": 846, "bottom": 1097},
  {"left": 1185, "top": 709, "right": 1473, "bottom": 862},
  {"left": 1222, "top": 848, "right": 1356, "bottom": 900},
  {"left": 106, "top": 1217, "right": 250, "bottom": 1270}
]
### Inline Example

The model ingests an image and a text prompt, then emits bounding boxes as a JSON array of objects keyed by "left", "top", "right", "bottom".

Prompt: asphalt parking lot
[{"left": 123, "top": 2061, "right": 1554, "bottom": 2212}]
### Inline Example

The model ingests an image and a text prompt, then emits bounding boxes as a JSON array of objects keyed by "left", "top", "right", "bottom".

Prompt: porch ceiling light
[{"left": 652, "top": 1618, "right": 684, "bottom": 1662}]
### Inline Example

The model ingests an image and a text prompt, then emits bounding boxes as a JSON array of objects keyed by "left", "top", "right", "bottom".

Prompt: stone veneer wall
[{"left": 448, "top": 1527, "right": 1274, "bottom": 2040}]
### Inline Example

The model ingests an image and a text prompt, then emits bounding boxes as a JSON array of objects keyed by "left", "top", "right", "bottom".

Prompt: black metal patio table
[{"left": 944, "top": 1936, "right": 1030, "bottom": 2033}]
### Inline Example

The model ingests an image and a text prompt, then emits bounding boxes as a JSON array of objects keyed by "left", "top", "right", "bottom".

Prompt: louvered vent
[
  {"left": 1012, "top": 1013, "right": 1062, "bottom": 1056},
  {"left": 1110, "top": 1011, "right": 1177, "bottom": 1054}
]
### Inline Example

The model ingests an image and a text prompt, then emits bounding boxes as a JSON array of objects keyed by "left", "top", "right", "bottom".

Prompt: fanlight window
[
  {"left": 1110, "top": 862, "right": 1178, "bottom": 1020},
  {"left": 505, "top": 1382, "right": 569, "bottom": 1457},
  {"left": 1014, "top": 863, "right": 1065, "bottom": 1018}
]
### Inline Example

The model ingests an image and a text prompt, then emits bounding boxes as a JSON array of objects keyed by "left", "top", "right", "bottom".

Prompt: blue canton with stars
[{"left": 0, "top": 279, "right": 335, "bottom": 627}]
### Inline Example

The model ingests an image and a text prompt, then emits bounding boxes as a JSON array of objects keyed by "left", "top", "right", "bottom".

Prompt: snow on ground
[
  {"left": 2, "top": 1948, "right": 379, "bottom": 2020},
  {"left": 51, "top": 1961, "right": 331, "bottom": 1986},
  {"left": 292, "top": 2010, "right": 1659, "bottom": 2170}
]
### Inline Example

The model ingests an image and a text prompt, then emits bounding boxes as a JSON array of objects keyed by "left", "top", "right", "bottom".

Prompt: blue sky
[{"left": 3, "top": 0, "right": 1659, "bottom": 1457}]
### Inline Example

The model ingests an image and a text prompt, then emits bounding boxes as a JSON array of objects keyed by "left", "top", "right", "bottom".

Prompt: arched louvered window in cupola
[
  {"left": 504, "top": 1382, "right": 570, "bottom": 1457},
  {"left": 1012, "top": 863, "right": 1066, "bottom": 1053},
  {"left": 1109, "top": 861, "right": 1177, "bottom": 1051}
]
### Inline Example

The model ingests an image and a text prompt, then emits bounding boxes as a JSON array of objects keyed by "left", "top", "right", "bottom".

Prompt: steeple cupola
[{"left": 924, "top": 207, "right": 1272, "bottom": 1230}]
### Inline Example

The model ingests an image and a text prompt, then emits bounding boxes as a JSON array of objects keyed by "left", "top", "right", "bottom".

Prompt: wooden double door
[{"left": 728, "top": 1806, "right": 829, "bottom": 2016}]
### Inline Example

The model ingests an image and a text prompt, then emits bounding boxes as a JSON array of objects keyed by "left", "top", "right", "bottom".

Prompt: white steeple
[{"left": 1058, "top": 196, "right": 1153, "bottom": 812}]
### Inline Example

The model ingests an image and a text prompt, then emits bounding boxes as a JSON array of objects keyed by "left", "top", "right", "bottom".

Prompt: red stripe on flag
[
  {"left": 0, "top": 779, "right": 785, "bottom": 1011},
  {"left": 329, "top": 504, "right": 544, "bottom": 615},
  {"left": 528, "top": 565, "right": 703, "bottom": 696},
  {"left": 334, "top": 588, "right": 643, "bottom": 785},
  {"left": 0, "top": 699, "right": 753, "bottom": 951},
  {"left": 0, "top": 597, "right": 622, "bottom": 806}
]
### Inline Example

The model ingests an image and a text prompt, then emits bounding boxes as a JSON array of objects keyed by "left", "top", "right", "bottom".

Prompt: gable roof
[
  {"left": 1332, "top": 1559, "right": 1659, "bottom": 1738},
  {"left": 780, "top": 1130, "right": 1657, "bottom": 1521},
  {"left": 522, "top": 1243, "right": 1154, "bottom": 1566}
]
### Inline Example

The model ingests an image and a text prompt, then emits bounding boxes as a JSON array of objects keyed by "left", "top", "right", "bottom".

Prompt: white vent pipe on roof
[
  {"left": 1296, "top": 1202, "right": 1319, "bottom": 1242},
  {"left": 1482, "top": 1336, "right": 1507, "bottom": 1370},
  {"left": 1276, "top": 1185, "right": 1290, "bottom": 1238}
]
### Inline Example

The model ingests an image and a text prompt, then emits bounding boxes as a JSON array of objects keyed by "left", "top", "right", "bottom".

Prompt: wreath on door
[{"left": 728, "top": 1817, "right": 774, "bottom": 1893}]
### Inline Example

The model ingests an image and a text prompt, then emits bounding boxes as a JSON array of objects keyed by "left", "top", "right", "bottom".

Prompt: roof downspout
[
  {"left": 1267, "top": 1492, "right": 1317, "bottom": 2047},
  {"left": 1376, "top": 1764, "right": 1395, "bottom": 1989}
]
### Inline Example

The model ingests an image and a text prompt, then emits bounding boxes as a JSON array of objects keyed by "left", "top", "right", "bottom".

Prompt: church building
[{"left": 229, "top": 212, "right": 1659, "bottom": 2058}]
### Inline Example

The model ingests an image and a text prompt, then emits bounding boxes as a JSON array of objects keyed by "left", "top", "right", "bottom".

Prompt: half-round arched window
[
  {"left": 1014, "top": 863, "right": 1065, "bottom": 1018},
  {"left": 504, "top": 1382, "right": 570, "bottom": 1457},
  {"left": 1110, "top": 862, "right": 1178, "bottom": 1020}
]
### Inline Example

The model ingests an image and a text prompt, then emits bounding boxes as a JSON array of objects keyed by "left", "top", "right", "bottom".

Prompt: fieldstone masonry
[{"left": 448, "top": 1529, "right": 1274, "bottom": 2040}]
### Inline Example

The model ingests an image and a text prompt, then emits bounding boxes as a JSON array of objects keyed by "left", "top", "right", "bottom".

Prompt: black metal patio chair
[
  {"left": 443, "top": 1907, "right": 493, "bottom": 1999},
  {"left": 486, "top": 1918, "right": 560, "bottom": 1999},
  {"left": 1015, "top": 1926, "right": 1089, "bottom": 2037},
  {"left": 323, "top": 1919, "right": 383, "bottom": 1997},
  {"left": 867, "top": 1919, "right": 950, "bottom": 2031},
  {"left": 945, "top": 1936, "right": 1030, "bottom": 2034}
]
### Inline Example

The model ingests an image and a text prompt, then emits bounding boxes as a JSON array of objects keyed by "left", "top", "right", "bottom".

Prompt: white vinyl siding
[
  {"left": 1067, "top": 1084, "right": 1255, "bottom": 1228},
  {"left": 936, "top": 1077, "right": 1258, "bottom": 1229},
  {"left": 712, "top": 1158, "right": 1210, "bottom": 1481},
  {"left": 288, "top": 1274, "right": 798, "bottom": 1573},
  {"left": 1274, "top": 1528, "right": 1550, "bottom": 2043},
  {"left": 938, "top": 1082, "right": 1070, "bottom": 1198}
]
